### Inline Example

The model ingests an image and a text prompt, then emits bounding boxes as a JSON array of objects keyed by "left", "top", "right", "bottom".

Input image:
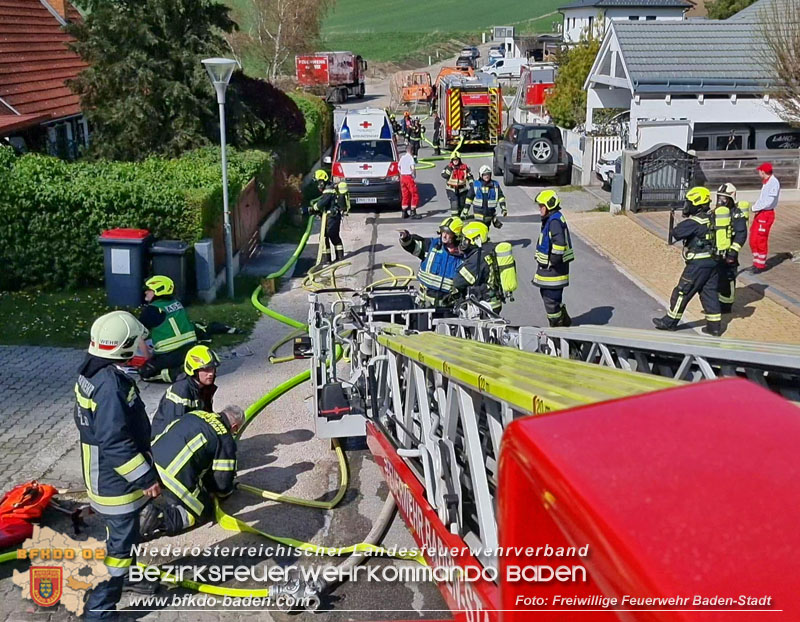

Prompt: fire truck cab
[{"left": 437, "top": 72, "right": 503, "bottom": 149}]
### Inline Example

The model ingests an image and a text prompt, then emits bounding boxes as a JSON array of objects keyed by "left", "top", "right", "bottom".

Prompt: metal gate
[{"left": 630, "top": 144, "right": 695, "bottom": 212}]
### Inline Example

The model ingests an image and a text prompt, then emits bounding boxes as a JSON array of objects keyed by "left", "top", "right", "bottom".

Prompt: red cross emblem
[
  {"left": 359, "top": 121, "right": 372, "bottom": 128},
  {"left": 359, "top": 163, "right": 372, "bottom": 170}
]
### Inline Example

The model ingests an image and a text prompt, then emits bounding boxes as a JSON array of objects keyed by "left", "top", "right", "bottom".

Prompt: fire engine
[{"left": 437, "top": 72, "right": 503, "bottom": 149}]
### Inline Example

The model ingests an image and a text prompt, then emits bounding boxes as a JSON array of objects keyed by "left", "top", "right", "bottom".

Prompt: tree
[
  {"left": 67, "top": 0, "right": 236, "bottom": 161},
  {"left": 706, "top": 0, "right": 757, "bottom": 19},
  {"left": 546, "top": 38, "right": 602, "bottom": 129},
  {"left": 227, "top": 0, "right": 334, "bottom": 81},
  {"left": 761, "top": 0, "right": 800, "bottom": 125}
]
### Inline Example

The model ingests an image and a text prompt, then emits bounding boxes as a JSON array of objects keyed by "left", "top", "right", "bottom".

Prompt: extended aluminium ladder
[{"left": 435, "top": 319, "right": 800, "bottom": 401}]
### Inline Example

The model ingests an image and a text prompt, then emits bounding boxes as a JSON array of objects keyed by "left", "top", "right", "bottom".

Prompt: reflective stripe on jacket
[
  {"left": 401, "top": 235, "right": 464, "bottom": 305},
  {"left": 151, "top": 374, "right": 217, "bottom": 439},
  {"left": 74, "top": 365, "right": 157, "bottom": 515},
  {"left": 534, "top": 211, "right": 574, "bottom": 288},
  {"left": 149, "top": 299, "right": 196, "bottom": 354},
  {"left": 466, "top": 180, "right": 506, "bottom": 217}
]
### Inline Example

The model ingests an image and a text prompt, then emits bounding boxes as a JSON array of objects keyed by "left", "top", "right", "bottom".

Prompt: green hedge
[
  {"left": 0, "top": 146, "right": 272, "bottom": 290},
  {"left": 287, "top": 91, "right": 333, "bottom": 169}
]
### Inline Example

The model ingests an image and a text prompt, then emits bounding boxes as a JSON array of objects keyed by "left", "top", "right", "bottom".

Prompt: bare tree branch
[{"left": 761, "top": 1, "right": 800, "bottom": 126}]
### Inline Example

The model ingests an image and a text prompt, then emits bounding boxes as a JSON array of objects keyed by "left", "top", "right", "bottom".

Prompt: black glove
[
  {"left": 493, "top": 218, "right": 503, "bottom": 229},
  {"left": 725, "top": 250, "right": 738, "bottom": 265},
  {"left": 399, "top": 229, "right": 410, "bottom": 241}
]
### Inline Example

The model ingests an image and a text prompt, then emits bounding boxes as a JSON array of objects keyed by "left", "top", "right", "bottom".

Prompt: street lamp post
[{"left": 202, "top": 57, "right": 239, "bottom": 299}]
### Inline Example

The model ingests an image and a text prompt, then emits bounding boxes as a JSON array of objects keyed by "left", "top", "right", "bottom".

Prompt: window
[
  {"left": 628, "top": 15, "right": 639, "bottom": 20},
  {"left": 646, "top": 15, "right": 656, "bottom": 20},
  {"left": 337, "top": 140, "right": 395, "bottom": 163},
  {"left": 690, "top": 137, "right": 710, "bottom": 151},
  {"left": 716, "top": 135, "right": 743, "bottom": 150},
  {"left": 517, "top": 126, "right": 562, "bottom": 145}
]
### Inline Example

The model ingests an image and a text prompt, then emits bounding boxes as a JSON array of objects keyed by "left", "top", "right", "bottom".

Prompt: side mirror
[{"left": 323, "top": 156, "right": 332, "bottom": 165}]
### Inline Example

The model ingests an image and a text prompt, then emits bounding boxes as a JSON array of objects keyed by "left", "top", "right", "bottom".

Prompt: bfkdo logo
[{"left": 30, "top": 567, "right": 63, "bottom": 607}]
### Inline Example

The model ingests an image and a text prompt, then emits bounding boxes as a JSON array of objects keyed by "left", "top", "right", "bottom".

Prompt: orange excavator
[{"left": 399, "top": 71, "right": 434, "bottom": 105}]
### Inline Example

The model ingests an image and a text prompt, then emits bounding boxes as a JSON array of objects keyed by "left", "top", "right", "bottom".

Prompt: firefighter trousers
[
  {"left": 666, "top": 262, "right": 721, "bottom": 325},
  {"left": 140, "top": 342, "right": 196, "bottom": 383},
  {"left": 539, "top": 287, "right": 569, "bottom": 327},
  {"left": 325, "top": 215, "right": 344, "bottom": 263},
  {"left": 718, "top": 260, "right": 737, "bottom": 311},
  {"left": 447, "top": 190, "right": 468, "bottom": 217},
  {"left": 84, "top": 511, "right": 141, "bottom": 620}
]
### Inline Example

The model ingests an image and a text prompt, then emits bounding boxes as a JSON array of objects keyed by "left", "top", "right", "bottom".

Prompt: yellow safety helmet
[
  {"left": 314, "top": 170, "right": 329, "bottom": 182},
  {"left": 438, "top": 216, "right": 463, "bottom": 236},
  {"left": 461, "top": 221, "right": 489, "bottom": 246},
  {"left": 450, "top": 151, "right": 461, "bottom": 162},
  {"left": 184, "top": 344, "right": 220, "bottom": 377},
  {"left": 337, "top": 181, "right": 348, "bottom": 194},
  {"left": 88, "top": 311, "right": 148, "bottom": 360},
  {"left": 534, "top": 189, "right": 560, "bottom": 211},
  {"left": 144, "top": 275, "right": 174, "bottom": 297},
  {"left": 686, "top": 186, "right": 711, "bottom": 207}
]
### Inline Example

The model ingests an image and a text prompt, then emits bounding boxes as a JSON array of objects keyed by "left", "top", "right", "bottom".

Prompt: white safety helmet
[
  {"left": 479, "top": 165, "right": 492, "bottom": 177},
  {"left": 88, "top": 311, "right": 148, "bottom": 360},
  {"left": 716, "top": 182, "right": 737, "bottom": 202}
]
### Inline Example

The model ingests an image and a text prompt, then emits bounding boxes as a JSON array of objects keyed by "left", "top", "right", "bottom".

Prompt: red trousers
[
  {"left": 749, "top": 210, "right": 775, "bottom": 269},
  {"left": 400, "top": 175, "right": 418, "bottom": 209}
]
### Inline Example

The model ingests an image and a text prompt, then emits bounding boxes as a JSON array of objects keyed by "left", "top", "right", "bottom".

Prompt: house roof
[
  {"left": 0, "top": 111, "right": 50, "bottom": 135},
  {"left": 728, "top": 0, "right": 788, "bottom": 20},
  {"left": 560, "top": 0, "right": 690, "bottom": 10},
  {"left": 609, "top": 21, "right": 775, "bottom": 93},
  {"left": 0, "top": 0, "right": 87, "bottom": 121}
]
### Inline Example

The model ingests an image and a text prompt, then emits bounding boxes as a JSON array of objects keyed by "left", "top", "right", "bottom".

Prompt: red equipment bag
[{"left": 0, "top": 481, "right": 57, "bottom": 549}]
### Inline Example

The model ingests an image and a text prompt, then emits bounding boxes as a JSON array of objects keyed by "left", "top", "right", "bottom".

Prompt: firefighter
[
  {"left": 653, "top": 186, "right": 722, "bottom": 336},
  {"left": 139, "top": 276, "right": 198, "bottom": 383},
  {"left": 532, "top": 190, "right": 574, "bottom": 327},
  {"left": 401, "top": 111, "right": 412, "bottom": 143},
  {"left": 465, "top": 165, "right": 507, "bottom": 228},
  {"left": 441, "top": 152, "right": 473, "bottom": 218},
  {"left": 311, "top": 179, "right": 350, "bottom": 264},
  {"left": 75, "top": 311, "right": 162, "bottom": 619},
  {"left": 408, "top": 118, "right": 424, "bottom": 160},
  {"left": 432, "top": 112, "right": 442, "bottom": 155},
  {"left": 139, "top": 406, "right": 242, "bottom": 540},
  {"left": 714, "top": 183, "right": 748, "bottom": 313},
  {"left": 151, "top": 345, "right": 220, "bottom": 438},
  {"left": 400, "top": 217, "right": 464, "bottom": 307},
  {"left": 453, "top": 221, "right": 507, "bottom": 314}
]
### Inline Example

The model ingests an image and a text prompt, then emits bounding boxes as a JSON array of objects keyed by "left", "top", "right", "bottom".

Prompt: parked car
[
  {"left": 460, "top": 46, "right": 480, "bottom": 60},
  {"left": 488, "top": 45, "right": 504, "bottom": 60},
  {"left": 482, "top": 57, "right": 528, "bottom": 79},
  {"left": 493, "top": 123, "right": 571, "bottom": 185},
  {"left": 456, "top": 55, "right": 476, "bottom": 69},
  {"left": 594, "top": 150, "right": 622, "bottom": 190}
]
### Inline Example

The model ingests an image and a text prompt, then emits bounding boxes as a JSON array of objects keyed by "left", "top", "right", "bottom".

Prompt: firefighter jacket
[
  {"left": 151, "top": 374, "right": 217, "bottom": 438},
  {"left": 152, "top": 410, "right": 237, "bottom": 516},
  {"left": 408, "top": 125, "right": 424, "bottom": 144},
  {"left": 140, "top": 298, "right": 197, "bottom": 354},
  {"left": 312, "top": 185, "right": 350, "bottom": 220},
  {"left": 433, "top": 117, "right": 442, "bottom": 141},
  {"left": 74, "top": 358, "right": 158, "bottom": 516},
  {"left": 533, "top": 210, "right": 574, "bottom": 288},
  {"left": 466, "top": 179, "right": 507, "bottom": 221},
  {"left": 401, "top": 234, "right": 464, "bottom": 306},
  {"left": 730, "top": 205, "right": 748, "bottom": 254},
  {"left": 673, "top": 212, "right": 716, "bottom": 267},
  {"left": 441, "top": 163, "right": 473, "bottom": 193},
  {"left": 453, "top": 244, "right": 502, "bottom": 311}
]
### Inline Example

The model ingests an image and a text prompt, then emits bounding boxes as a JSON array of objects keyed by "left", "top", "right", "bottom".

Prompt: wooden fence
[{"left": 693, "top": 149, "right": 800, "bottom": 190}]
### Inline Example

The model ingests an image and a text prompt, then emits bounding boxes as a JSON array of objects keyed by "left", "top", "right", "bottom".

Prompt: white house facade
[{"left": 560, "top": 0, "right": 689, "bottom": 43}]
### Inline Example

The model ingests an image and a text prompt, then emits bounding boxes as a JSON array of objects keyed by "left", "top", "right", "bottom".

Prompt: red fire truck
[
  {"left": 296, "top": 51, "right": 367, "bottom": 104},
  {"left": 437, "top": 72, "right": 503, "bottom": 149}
]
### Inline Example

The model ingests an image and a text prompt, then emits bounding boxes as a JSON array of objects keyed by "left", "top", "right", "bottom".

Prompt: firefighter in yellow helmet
[
  {"left": 311, "top": 177, "right": 350, "bottom": 264},
  {"left": 400, "top": 217, "right": 465, "bottom": 307},
  {"left": 453, "top": 221, "right": 511, "bottom": 314},
  {"left": 533, "top": 190, "right": 574, "bottom": 327},
  {"left": 151, "top": 345, "right": 220, "bottom": 438},
  {"left": 75, "top": 311, "right": 161, "bottom": 618},
  {"left": 653, "top": 186, "right": 722, "bottom": 336}
]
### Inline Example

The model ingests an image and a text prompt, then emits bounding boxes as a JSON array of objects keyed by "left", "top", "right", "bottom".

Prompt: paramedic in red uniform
[
  {"left": 399, "top": 144, "right": 420, "bottom": 220},
  {"left": 749, "top": 162, "right": 780, "bottom": 273}
]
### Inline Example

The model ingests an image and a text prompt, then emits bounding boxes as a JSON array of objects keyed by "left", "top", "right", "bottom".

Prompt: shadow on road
[{"left": 572, "top": 305, "right": 614, "bottom": 326}]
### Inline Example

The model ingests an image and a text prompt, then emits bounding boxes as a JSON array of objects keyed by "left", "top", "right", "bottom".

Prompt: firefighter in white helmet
[
  {"left": 75, "top": 311, "right": 161, "bottom": 619},
  {"left": 714, "top": 183, "right": 748, "bottom": 313},
  {"left": 465, "top": 165, "right": 507, "bottom": 228}
]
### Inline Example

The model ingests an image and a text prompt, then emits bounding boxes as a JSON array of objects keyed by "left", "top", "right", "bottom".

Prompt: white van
[
  {"left": 482, "top": 58, "right": 527, "bottom": 79},
  {"left": 326, "top": 108, "right": 400, "bottom": 207}
]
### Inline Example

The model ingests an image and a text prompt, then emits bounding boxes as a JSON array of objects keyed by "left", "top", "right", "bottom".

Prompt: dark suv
[{"left": 493, "top": 124, "right": 571, "bottom": 185}]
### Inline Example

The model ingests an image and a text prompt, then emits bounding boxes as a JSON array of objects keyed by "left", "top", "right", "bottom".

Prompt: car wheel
[
  {"left": 492, "top": 154, "right": 502, "bottom": 176},
  {"left": 528, "top": 138, "right": 555, "bottom": 164},
  {"left": 503, "top": 161, "right": 516, "bottom": 186}
]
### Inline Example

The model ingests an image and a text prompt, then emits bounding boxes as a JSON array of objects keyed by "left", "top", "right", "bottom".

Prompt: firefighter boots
[
  {"left": 652, "top": 317, "right": 679, "bottom": 331},
  {"left": 702, "top": 322, "right": 722, "bottom": 337}
]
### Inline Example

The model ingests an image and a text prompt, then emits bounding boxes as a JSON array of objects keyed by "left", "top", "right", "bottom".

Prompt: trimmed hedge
[
  {"left": 0, "top": 146, "right": 272, "bottom": 290},
  {"left": 287, "top": 91, "right": 333, "bottom": 169}
]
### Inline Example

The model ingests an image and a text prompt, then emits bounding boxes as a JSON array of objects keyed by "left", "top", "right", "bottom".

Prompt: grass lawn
[{"left": 0, "top": 274, "right": 264, "bottom": 349}]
